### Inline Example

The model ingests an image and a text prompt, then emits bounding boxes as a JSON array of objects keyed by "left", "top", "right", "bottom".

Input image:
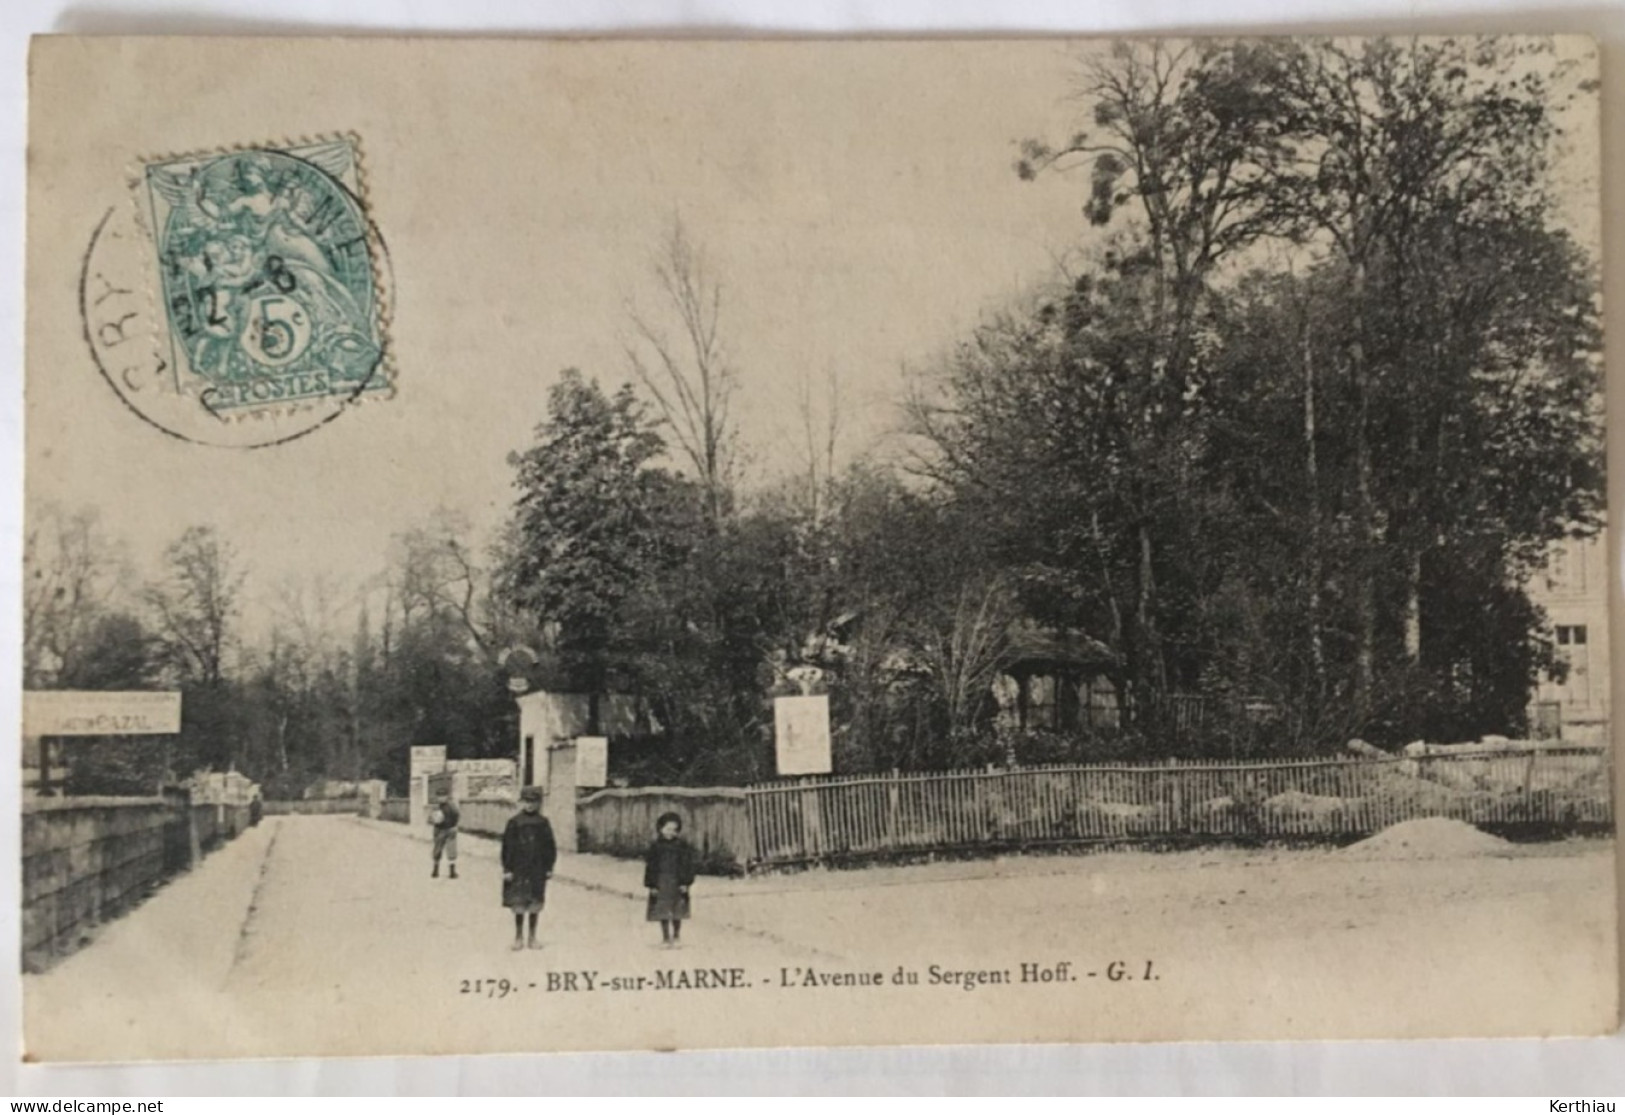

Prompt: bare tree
[
  {"left": 145, "top": 525, "right": 245, "bottom": 687},
  {"left": 624, "top": 218, "right": 738, "bottom": 522},
  {"left": 914, "top": 574, "right": 1020, "bottom": 746},
  {"left": 389, "top": 508, "right": 497, "bottom": 658},
  {"left": 269, "top": 573, "right": 351, "bottom": 662},
  {"left": 23, "top": 504, "right": 131, "bottom": 688},
  {"left": 795, "top": 366, "right": 844, "bottom": 526}
]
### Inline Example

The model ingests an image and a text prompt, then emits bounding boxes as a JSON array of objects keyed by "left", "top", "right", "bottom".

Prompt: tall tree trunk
[
  {"left": 1401, "top": 549, "right": 1422, "bottom": 661},
  {"left": 1136, "top": 522, "right": 1167, "bottom": 694},
  {"left": 1398, "top": 268, "right": 1423, "bottom": 666},
  {"left": 1089, "top": 508, "right": 1125, "bottom": 651},
  {"left": 1399, "top": 387, "right": 1423, "bottom": 665},
  {"left": 1350, "top": 257, "right": 1377, "bottom": 721},
  {"left": 1384, "top": 235, "right": 1423, "bottom": 669},
  {"left": 1302, "top": 318, "right": 1327, "bottom": 697}
]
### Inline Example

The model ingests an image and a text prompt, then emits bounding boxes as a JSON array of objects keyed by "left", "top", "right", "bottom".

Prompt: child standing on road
[
  {"left": 501, "top": 787, "right": 557, "bottom": 951},
  {"left": 644, "top": 812, "right": 698, "bottom": 948},
  {"left": 430, "top": 792, "right": 460, "bottom": 879}
]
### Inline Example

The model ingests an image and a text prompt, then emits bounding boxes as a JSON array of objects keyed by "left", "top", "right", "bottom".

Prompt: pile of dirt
[{"left": 1340, "top": 817, "right": 1512, "bottom": 861}]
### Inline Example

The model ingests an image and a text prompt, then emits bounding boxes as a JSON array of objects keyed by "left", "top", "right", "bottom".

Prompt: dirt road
[{"left": 23, "top": 816, "right": 1617, "bottom": 1060}]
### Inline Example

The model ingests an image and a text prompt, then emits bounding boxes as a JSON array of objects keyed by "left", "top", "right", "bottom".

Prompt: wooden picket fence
[
  {"left": 744, "top": 748, "right": 1614, "bottom": 866},
  {"left": 577, "top": 787, "right": 755, "bottom": 874}
]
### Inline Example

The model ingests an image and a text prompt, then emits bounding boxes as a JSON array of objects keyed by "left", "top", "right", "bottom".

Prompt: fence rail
[
  {"left": 407, "top": 749, "right": 1608, "bottom": 876},
  {"left": 743, "top": 749, "right": 1613, "bottom": 866}
]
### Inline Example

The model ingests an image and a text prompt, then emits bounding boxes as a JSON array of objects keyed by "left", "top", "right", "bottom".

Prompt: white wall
[{"left": 1528, "top": 529, "right": 1611, "bottom": 739}]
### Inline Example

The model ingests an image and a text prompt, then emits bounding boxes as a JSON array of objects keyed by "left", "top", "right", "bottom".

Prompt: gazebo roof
[{"left": 1005, "top": 619, "right": 1117, "bottom": 670}]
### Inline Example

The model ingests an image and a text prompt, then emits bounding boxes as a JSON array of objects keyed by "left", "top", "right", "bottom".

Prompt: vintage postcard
[{"left": 20, "top": 36, "right": 1617, "bottom": 1061}]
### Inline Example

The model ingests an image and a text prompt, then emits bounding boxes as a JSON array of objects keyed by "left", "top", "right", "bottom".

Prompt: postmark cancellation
[{"left": 83, "top": 133, "right": 393, "bottom": 445}]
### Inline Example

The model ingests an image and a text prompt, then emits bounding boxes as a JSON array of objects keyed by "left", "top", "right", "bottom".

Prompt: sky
[
  {"left": 25, "top": 36, "right": 1601, "bottom": 636},
  {"left": 28, "top": 38, "right": 1097, "bottom": 628}
]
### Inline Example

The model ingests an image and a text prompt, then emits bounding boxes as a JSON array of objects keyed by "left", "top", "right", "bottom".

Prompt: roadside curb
[{"left": 221, "top": 821, "right": 280, "bottom": 988}]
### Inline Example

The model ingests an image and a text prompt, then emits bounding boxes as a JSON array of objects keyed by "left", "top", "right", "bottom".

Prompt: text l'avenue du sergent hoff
[{"left": 460, "top": 959, "right": 1160, "bottom": 998}]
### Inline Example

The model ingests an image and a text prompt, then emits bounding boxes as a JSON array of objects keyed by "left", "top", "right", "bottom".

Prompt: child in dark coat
[
  {"left": 501, "top": 787, "right": 557, "bottom": 950},
  {"left": 643, "top": 812, "right": 698, "bottom": 947}
]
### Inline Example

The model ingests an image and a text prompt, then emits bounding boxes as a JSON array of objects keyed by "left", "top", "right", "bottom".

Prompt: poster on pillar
[
  {"left": 407, "top": 746, "right": 447, "bottom": 828},
  {"left": 408, "top": 746, "right": 446, "bottom": 781},
  {"left": 575, "top": 737, "right": 609, "bottom": 788},
  {"left": 774, "top": 695, "right": 832, "bottom": 776}
]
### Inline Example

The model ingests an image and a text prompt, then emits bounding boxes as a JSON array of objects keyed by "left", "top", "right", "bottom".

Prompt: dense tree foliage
[
  {"left": 919, "top": 37, "right": 1600, "bottom": 749},
  {"left": 26, "top": 37, "right": 1601, "bottom": 794}
]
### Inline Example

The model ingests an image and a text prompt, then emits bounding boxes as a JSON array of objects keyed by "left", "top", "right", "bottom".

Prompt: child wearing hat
[
  {"left": 430, "top": 791, "right": 460, "bottom": 879},
  {"left": 501, "top": 786, "right": 557, "bottom": 950},
  {"left": 643, "top": 811, "right": 698, "bottom": 947}
]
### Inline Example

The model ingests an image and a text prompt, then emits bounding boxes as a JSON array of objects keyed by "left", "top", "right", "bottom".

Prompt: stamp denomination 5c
[
  {"left": 139, "top": 137, "right": 388, "bottom": 417},
  {"left": 80, "top": 133, "right": 394, "bottom": 448}
]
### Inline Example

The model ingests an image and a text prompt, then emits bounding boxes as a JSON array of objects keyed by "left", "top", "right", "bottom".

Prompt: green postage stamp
[{"left": 137, "top": 136, "right": 390, "bottom": 419}]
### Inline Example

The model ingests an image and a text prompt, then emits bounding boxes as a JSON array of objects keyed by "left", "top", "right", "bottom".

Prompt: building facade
[{"left": 1526, "top": 529, "right": 1611, "bottom": 744}]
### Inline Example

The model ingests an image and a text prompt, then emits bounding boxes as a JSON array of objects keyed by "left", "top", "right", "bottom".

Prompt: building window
[
  {"left": 1554, "top": 625, "right": 1591, "bottom": 709},
  {"left": 1547, "top": 543, "right": 1587, "bottom": 595},
  {"left": 1556, "top": 624, "right": 1587, "bottom": 646}
]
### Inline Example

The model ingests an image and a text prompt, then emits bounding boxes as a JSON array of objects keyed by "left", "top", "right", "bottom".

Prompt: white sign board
[
  {"left": 23, "top": 690, "right": 181, "bottom": 736},
  {"left": 445, "top": 758, "right": 514, "bottom": 775},
  {"left": 409, "top": 745, "right": 446, "bottom": 778},
  {"left": 408, "top": 747, "right": 447, "bottom": 825},
  {"left": 774, "top": 695, "right": 832, "bottom": 776},
  {"left": 575, "top": 737, "right": 609, "bottom": 788}
]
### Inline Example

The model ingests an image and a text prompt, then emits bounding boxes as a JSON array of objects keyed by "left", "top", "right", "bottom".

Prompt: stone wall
[
  {"left": 22, "top": 794, "right": 263, "bottom": 971},
  {"left": 22, "top": 798, "right": 181, "bottom": 970}
]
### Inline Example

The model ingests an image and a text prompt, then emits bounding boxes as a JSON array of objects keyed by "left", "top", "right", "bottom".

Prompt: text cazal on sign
[{"left": 23, "top": 690, "right": 182, "bottom": 736}]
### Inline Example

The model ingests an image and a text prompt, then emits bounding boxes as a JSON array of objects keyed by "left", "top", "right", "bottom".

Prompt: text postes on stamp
[
  {"left": 146, "top": 139, "right": 384, "bottom": 412},
  {"left": 82, "top": 134, "right": 393, "bottom": 448}
]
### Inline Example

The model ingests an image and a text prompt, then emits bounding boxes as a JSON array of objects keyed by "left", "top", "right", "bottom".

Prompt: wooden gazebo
[{"left": 997, "top": 620, "right": 1120, "bottom": 732}]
